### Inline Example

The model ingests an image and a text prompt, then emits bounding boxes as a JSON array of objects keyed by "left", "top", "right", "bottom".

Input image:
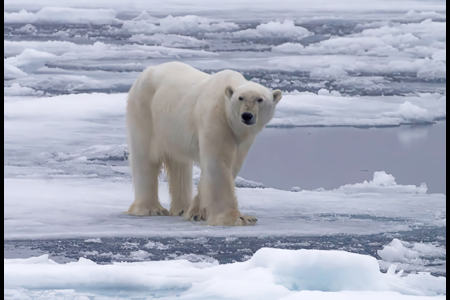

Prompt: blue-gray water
[{"left": 241, "top": 121, "right": 446, "bottom": 194}]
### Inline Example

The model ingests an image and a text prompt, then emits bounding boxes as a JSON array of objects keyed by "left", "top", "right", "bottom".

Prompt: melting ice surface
[{"left": 3, "top": 0, "right": 446, "bottom": 298}]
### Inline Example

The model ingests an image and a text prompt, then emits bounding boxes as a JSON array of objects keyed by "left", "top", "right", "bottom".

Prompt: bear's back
[{"left": 151, "top": 62, "right": 210, "bottom": 88}]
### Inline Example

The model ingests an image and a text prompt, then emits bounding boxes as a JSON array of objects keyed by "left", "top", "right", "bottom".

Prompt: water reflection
[
  {"left": 240, "top": 122, "right": 446, "bottom": 194},
  {"left": 397, "top": 125, "right": 429, "bottom": 147}
]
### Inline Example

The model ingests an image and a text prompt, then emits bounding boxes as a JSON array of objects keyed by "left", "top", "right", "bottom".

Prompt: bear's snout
[{"left": 241, "top": 112, "right": 255, "bottom": 125}]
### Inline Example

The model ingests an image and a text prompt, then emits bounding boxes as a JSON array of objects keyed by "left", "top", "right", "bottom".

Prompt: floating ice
[
  {"left": 4, "top": 61, "right": 27, "bottom": 80},
  {"left": 3, "top": 0, "right": 447, "bottom": 14},
  {"left": 129, "top": 33, "right": 206, "bottom": 48},
  {"left": 16, "top": 23, "right": 37, "bottom": 33},
  {"left": 3, "top": 248, "right": 446, "bottom": 299},
  {"left": 337, "top": 171, "right": 428, "bottom": 194},
  {"left": 84, "top": 238, "right": 102, "bottom": 243},
  {"left": 4, "top": 40, "right": 217, "bottom": 61},
  {"left": 4, "top": 92, "right": 445, "bottom": 129},
  {"left": 404, "top": 10, "right": 446, "bottom": 21},
  {"left": 120, "top": 14, "right": 238, "bottom": 35},
  {"left": 232, "top": 20, "right": 311, "bottom": 40},
  {"left": 3, "top": 169, "right": 445, "bottom": 239},
  {"left": 4, "top": 7, "right": 119, "bottom": 25},
  {"left": 432, "top": 50, "right": 446, "bottom": 62},
  {"left": 310, "top": 65, "right": 348, "bottom": 80},
  {"left": 5, "top": 48, "right": 56, "bottom": 73},
  {"left": 4, "top": 83, "right": 44, "bottom": 97},
  {"left": 270, "top": 18, "right": 446, "bottom": 79},
  {"left": 377, "top": 239, "right": 447, "bottom": 276},
  {"left": 271, "top": 91, "right": 445, "bottom": 127}
]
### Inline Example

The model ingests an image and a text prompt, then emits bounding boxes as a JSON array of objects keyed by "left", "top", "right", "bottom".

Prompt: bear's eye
[
  {"left": 238, "top": 97, "right": 243, "bottom": 101},
  {"left": 257, "top": 98, "right": 263, "bottom": 103}
]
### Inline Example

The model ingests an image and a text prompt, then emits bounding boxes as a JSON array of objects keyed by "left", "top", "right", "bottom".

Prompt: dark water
[
  {"left": 4, "top": 226, "right": 446, "bottom": 276},
  {"left": 240, "top": 121, "right": 446, "bottom": 194}
]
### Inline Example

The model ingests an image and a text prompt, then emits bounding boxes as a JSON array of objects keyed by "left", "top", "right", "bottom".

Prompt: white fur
[{"left": 126, "top": 62, "right": 282, "bottom": 226}]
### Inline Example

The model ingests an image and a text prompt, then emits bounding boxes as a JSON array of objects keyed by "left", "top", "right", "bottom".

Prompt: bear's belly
[{"left": 153, "top": 117, "right": 200, "bottom": 163}]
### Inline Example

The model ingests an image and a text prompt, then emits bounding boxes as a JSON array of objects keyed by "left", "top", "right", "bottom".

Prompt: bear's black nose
[{"left": 241, "top": 113, "right": 254, "bottom": 121}]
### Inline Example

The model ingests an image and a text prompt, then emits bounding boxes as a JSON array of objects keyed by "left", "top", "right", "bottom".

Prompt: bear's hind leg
[
  {"left": 126, "top": 114, "right": 168, "bottom": 216},
  {"left": 164, "top": 158, "right": 193, "bottom": 216}
]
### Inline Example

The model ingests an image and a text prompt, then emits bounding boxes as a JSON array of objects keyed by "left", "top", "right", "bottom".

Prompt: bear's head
[{"left": 224, "top": 82, "right": 282, "bottom": 132}]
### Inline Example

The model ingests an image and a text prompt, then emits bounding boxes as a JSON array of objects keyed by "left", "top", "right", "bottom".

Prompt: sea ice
[
  {"left": 3, "top": 248, "right": 446, "bottom": 299},
  {"left": 4, "top": 7, "right": 119, "bottom": 25}
]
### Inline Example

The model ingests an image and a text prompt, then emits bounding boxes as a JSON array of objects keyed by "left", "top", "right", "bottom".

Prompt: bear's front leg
[{"left": 199, "top": 158, "right": 257, "bottom": 226}]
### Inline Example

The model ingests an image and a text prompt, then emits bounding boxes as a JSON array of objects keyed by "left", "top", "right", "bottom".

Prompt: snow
[
  {"left": 4, "top": 248, "right": 446, "bottom": 299},
  {"left": 3, "top": 169, "right": 445, "bottom": 239},
  {"left": 4, "top": 7, "right": 119, "bottom": 25}
]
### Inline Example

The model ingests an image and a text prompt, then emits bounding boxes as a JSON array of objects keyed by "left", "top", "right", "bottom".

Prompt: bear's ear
[
  {"left": 225, "top": 86, "right": 234, "bottom": 99},
  {"left": 273, "top": 90, "right": 282, "bottom": 104}
]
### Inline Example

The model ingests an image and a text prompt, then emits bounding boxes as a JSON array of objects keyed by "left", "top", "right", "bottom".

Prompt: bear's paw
[{"left": 126, "top": 203, "right": 170, "bottom": 216}]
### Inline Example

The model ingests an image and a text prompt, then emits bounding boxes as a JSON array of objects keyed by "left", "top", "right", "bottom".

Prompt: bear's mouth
[{"left": 241, "top": 118, "right": 256, "bottom": 125}]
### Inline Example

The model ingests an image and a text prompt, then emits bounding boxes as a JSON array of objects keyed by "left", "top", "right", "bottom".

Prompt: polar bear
[{"left": 126, "top": 62, "right": 282, "bottom": 226}]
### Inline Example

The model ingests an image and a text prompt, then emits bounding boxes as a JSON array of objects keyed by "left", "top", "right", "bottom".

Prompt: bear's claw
[
  {"left": 192, "top": 213, "right": 206, "bottom": 221},
  {"left": 234, "top": 215, "right": 258, "bottom": 226}
]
